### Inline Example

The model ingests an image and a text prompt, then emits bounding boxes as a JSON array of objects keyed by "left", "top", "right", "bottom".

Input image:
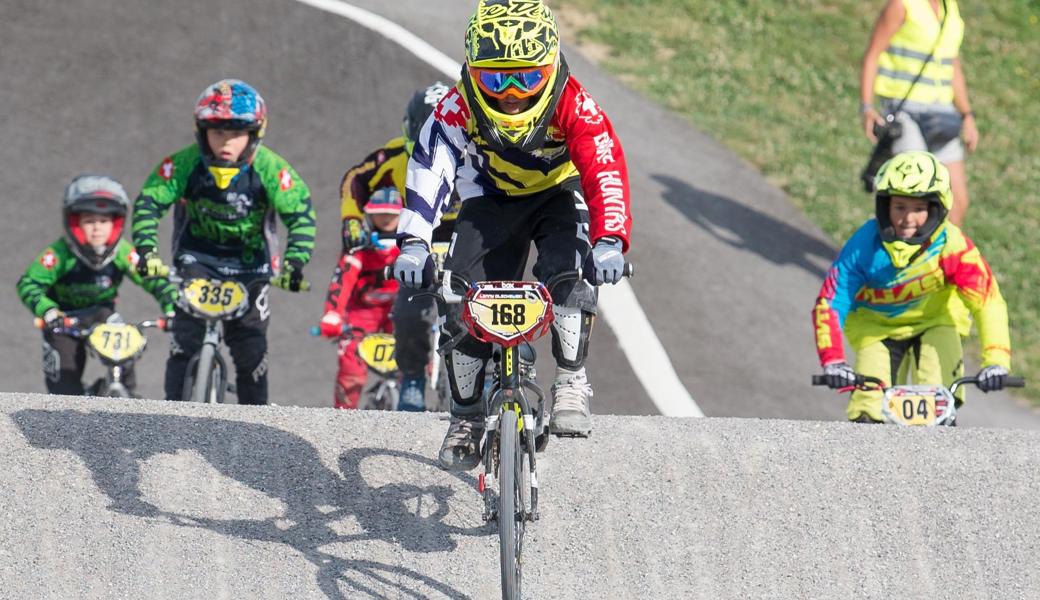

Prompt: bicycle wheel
[
  {"left": 498, "top": 408, "right": 525, "bottom": 599},
  {"left": 191, "top": 345, "right": 216, "bottom": 404}
]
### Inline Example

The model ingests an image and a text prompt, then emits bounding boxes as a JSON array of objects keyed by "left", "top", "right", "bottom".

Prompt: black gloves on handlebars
[
  {"left": 976, "top": 365, "right": 1009, "bottom": 393},
  {"left": 822, "top": 362, "right": 858, "bottom": 389}
]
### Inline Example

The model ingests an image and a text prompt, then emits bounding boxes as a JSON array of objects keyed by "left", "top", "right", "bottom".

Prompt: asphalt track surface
[{"left": 3, "top": 1, "right": 1040, "bottom": 597}]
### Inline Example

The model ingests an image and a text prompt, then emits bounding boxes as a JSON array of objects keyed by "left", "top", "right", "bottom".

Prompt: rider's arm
[
  {"left": 399, "top": 85, "right": 468, "bottom": 247},
  {"left": 556, "top": 76, "right": 633, "bottom": 251},
  {"left": 324, "top": 252, "right": 362, "bottom": 316},
  {"left": 16, "top": 243, "right": 70, "bottom": 317},
  {"left": 812, "top": 224, "right": 872, "bottom": 366},
  {"left": 942, "top": 229, "right": 1011, "bottom": 368},
  {"left": 132, "top": 146, "right": 196, "bottom": 251},
  {"left": 119, "top": 242, "right": 177, "bottom": 314},
  {"left": 255, "top": 148, "right": 317, "bottom": 266}
]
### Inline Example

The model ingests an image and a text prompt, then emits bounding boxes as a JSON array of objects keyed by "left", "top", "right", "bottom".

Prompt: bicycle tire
[
  {"left": 498, "top": 409, "right": 525, "bottom": 599},
  {"left": 192, "top": 345, "right": 216, "bottom": 404}
]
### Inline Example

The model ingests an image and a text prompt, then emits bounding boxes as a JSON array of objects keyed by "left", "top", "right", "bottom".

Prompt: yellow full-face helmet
[
  {"left": 873, "top": 151, "right": 953, "bottom": 266},
  {"left": 462, "top": 0, "right": 569, "bottom": 152}
]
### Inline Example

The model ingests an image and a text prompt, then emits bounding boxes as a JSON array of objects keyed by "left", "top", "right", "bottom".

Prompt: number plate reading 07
[
  {"left": 183, "top": 279, "right": 249, "bottom": 318},
  {"left": 88, "top": 323, "right": 146, "bottom": 363},
  {"left": 464, "top": 282, "right": 552, "bottom": 345},
  {"left": 882, "top": 386, "right": 952, "bottom": 426},
  {"left": 356, "top": 333, "right": 398, "bottom": 375}
]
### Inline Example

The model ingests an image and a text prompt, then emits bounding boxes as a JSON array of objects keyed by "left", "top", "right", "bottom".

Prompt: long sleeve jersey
[
  {"left": 324, "top": 243, "right": 400, "bottom": 316},
  {"left": 17, "top": 238, "right": 177, "bottom": 317},
  {"left": 133, "top": 144, "right": 316, "bottom": 266},
  {"left": 813, "top": 220, "right": 1010, "bottom": 368},
  {"left": 339, "top": 137, "right": 460, "bottom": 244},
  {"left": 398, "top": 76, "right": 633, "bottom": 250}
]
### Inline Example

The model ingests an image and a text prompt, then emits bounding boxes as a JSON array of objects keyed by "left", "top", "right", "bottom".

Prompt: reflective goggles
[{"left": 471, "top": 65, "right": 554, "bottom": 100}]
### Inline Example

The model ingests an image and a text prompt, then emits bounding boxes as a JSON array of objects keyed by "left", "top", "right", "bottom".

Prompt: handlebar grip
[
  {"left": 811, "top": 375, "right": 827, "bottom": 386},
  {"left": 383, "top": 265, "right": 393, "bottom": 280},
  {"left": 623, "top": 262, "right": 635, "bottom": 278},
  {"left": 1005, "top": 375, "right": 1026, "bottom": 388},
  {"left": 309, "top": 326, "right": 321, "bottom": 337},
  {"left": 33, "top": 317, "right": 44, "bottom": 329}
]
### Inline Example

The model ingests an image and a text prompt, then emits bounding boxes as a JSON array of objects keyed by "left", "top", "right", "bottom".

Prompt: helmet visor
[{"left": 472, "top": 65, "right": 554, "bottom": 100}]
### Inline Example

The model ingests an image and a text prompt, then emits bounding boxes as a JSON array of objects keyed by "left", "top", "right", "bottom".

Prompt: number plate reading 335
[
  {"left": 183, "top": 279, "right": 248, "bottom": 318},
  {"left": 88, "top": 323, "right": 145, "bottom": 362},
  {"left": 465, "top": 282, "right": 551, "bottom": 345}
]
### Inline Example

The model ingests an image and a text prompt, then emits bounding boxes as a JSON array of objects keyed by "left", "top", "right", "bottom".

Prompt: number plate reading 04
[
  {"left": 463, "top": 281, "right": 553, "bottom": 346},
  {"left": 357, "top": 333, "right": 398, "bottom": 375},
  {"left": 88, "top": 323, "right": 146, "bottom": 363},
  {"left": 183, "top": 279, "right": 249, "bottom": 319},
  {"left": 882, "top": 386, "right": 953, "bottom": 426}
]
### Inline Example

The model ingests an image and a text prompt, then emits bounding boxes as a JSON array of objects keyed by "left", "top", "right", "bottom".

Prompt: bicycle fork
[{"left": 481, "top": 345, "right": 540, "bottom": 523}]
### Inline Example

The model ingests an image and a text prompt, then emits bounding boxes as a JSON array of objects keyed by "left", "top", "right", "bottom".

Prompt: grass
[{"left": 553, "top": 0, "right": 1040, "bottom": 402}]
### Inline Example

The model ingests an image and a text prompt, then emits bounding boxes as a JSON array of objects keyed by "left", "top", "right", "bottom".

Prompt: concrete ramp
[{"left": 3, "top": 394, "right": 1039, "bottom": 599}]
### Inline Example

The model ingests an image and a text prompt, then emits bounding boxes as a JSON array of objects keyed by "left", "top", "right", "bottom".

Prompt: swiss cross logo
[
  {"left": 435, "top": 88, "right": 469, "bottom": 128},
  {"left": 278, "top": 168, "right": 293, "bottom": 191},
  {"left": 40, "top": 249, "right": 57, "bottom": 270},
  {"left": 159, "top": 157, "right": 175, "bottom": 181},
  {"left": 129, "top": 249, "right": 140, "bottom": 267},
  {"left": 574, "top": 90, "right": 604, "bottom": 125}
]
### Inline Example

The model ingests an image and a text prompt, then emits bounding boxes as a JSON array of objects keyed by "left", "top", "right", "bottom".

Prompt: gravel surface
[{"left": 2, "top": 393, "right": 1039, "bottom": 599}]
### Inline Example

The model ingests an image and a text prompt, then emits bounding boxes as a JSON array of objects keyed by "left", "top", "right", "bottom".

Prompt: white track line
[{"left": 291, "top": 0, "right": 704, "bottom": 418}]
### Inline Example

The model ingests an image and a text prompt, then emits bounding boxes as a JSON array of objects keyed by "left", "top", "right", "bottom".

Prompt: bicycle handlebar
[{"left": 811, "top": 373, "right": 1026, "bottom": 391}]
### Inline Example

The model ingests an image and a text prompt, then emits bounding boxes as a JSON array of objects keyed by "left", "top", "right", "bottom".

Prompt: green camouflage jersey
[
  {"left": 17, "top": 239, "right": 177, "bottom": 317},
  {"left": 132, "top": 144, "right": 316, "bottom": 267}
]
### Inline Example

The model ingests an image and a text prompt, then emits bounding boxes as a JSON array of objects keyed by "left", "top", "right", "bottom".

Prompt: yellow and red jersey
[
  {"left": 399, "top": 76, "right": 632, "bottom": 250},
  {"left": 813, "top": 220, "right": 1010, "bottom": 368}
]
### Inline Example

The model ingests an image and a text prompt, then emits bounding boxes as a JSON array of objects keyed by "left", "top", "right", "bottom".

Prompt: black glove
[
  {"left": 136, "top": 246, "right": 167, "bottom": 278},
  {"left": 272, "top": 258, "right": 308, "bottom": 292},
  {"left": 822, "top": 362, "right": 858, "bottom": 389},
  {"left": 976, "top": 365, "right": 1009, "bottom": 393}
]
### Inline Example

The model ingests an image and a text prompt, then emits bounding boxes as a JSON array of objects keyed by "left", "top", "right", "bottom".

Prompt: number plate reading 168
[{"left": 464, "top": 281, "right": 551, "bottom": 345}]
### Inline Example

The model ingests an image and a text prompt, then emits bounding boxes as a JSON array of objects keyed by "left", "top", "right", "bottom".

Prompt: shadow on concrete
[
  {"left": 652, "top": 174, "right": 835, "bottom": 279},
  {"left": 12, "top": 409, "right": 484, "bottom": 599}
]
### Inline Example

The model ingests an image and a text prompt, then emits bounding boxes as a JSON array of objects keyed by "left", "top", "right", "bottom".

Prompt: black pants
[
  {"left": 392, "top": 288, "right": 437, "bottom": 379},
  {"left": 164, "top": 255, "right": 271, "bottom": 405},
  {"left": 42, "top": 307, "right": 133, "bottom": 395},
  {"left": 443, "top": 179, "right": 596, "bottom": 399}
]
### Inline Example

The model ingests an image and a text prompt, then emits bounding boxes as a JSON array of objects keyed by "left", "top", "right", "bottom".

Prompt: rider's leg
[
  {"left": 530, "top": 182, "right": 597, "bottom": 435},
  {"left": 436, "top": 195, "right": 531, "bottom": 471},
  {"left": 224, "top": 282, "right": 271, "bottom": 405},
  {"left": 164, "top": 308, "right": 206, "bottom": 401},
  {"left": 335, "top": 333, "right": 367, "bottom": 409},
  {"left": 910, "top": 325, "right": 965, "bottom": 406},
  {"left": 392, "top": 288, "right": 436, "bottom": 411},
  {"left": 42, "top": 331, "right": 87, "bottom": 395},
  {"left": 849, "top": 337, "right": 913, "bottom": 422}
]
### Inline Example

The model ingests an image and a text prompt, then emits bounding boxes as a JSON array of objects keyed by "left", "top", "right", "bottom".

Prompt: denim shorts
[{"left": 881, "top": 99, "right": 965, "bottom": 163}]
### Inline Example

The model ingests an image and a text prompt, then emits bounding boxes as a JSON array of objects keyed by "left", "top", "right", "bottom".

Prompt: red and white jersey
[{"left": 400, "top": 76, "right": 632, "bottom": 250}]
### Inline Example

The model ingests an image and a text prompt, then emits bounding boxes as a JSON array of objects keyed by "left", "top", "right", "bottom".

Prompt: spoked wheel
[{"left": 498, "top": 409, "right": 525, "bottom": 599}]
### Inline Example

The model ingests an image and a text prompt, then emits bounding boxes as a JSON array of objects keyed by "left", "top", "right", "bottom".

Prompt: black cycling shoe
[{"left": 437, "top": 416, "right": 484, "bottom": 471}]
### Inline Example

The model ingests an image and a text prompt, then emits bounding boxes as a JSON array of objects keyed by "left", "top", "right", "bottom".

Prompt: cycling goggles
[{"left": 471, "top": 65, "right": 554, "bottom": 100}]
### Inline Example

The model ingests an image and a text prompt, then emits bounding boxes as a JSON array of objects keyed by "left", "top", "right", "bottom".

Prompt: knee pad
[
  {"left": 446, "top": 349, "right": 487, "bottom": 405},
  {"left": 550, "top": 306, "right": 593, "bottom": 370}
]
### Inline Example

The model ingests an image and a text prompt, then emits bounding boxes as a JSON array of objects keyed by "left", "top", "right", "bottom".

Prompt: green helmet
[{"left": 874, "top": 151, "right": 952, "bottom": 252}]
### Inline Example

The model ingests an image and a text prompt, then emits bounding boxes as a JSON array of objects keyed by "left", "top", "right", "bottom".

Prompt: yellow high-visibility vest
[{"left": 875, "top": 0, "right": 964, "bottom": 104}]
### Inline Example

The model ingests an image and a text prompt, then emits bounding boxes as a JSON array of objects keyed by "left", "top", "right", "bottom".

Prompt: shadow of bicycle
[{"left": 12, "top": 409, "right": 486, "bottom": 599}]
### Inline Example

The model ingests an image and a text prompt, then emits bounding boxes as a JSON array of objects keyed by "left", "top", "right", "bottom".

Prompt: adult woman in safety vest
[{"left": 860, "top": 0, "right": 977, "bottom": 226}]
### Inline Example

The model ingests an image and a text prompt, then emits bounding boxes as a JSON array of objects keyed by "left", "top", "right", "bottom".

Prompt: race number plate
[
  {"left": 356, "top": 333, "right": 397, "bottom": 375},
  {"left": 882, "top": 386, "right": 951, "bottom": 426},
  {"left": 182, "top": 279, "right": 249, "bottom": 319},
  {"left": 88, "top": 323, "right": 146, "bottom": 363},
  {"left": 463, "top": 281, "right": 552, "bottom": 346}
]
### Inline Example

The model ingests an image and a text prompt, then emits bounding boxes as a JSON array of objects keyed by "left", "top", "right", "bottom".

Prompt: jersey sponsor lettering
[
  {"left": 596, "top": 170, "right": 628, "bottom": 234},
  {"left": 593, "top": 132, "right": 615, "bottom": 165}
]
